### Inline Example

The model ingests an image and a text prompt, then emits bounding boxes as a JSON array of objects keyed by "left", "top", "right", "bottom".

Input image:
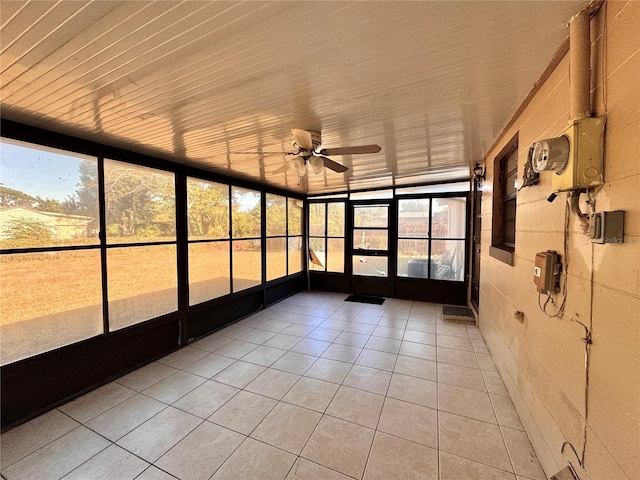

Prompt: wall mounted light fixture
[{"left": 473, "top": 162, "right": 485, "bottom": 183}]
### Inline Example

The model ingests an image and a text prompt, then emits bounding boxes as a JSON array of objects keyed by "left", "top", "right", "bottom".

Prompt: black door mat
[
  {"left": 442, "top": 306, "right": 475, "bottom": 323},
  {"left": 345, "top": 294, "right": 385, "bottom": 305}
]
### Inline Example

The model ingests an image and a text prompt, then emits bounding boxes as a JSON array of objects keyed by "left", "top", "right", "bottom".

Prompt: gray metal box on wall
[{"left": 589, "top": 211, "right": 625, "bottom": 244}]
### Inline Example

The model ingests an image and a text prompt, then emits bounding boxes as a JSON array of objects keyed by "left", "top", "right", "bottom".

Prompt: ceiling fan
[{"left": 233, "top": 129, "right": 381, "bottom": 175}]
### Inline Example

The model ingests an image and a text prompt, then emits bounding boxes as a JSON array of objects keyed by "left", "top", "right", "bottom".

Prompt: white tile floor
[{"left": 0, "top": 292, "right": 546, "bottom": 480}]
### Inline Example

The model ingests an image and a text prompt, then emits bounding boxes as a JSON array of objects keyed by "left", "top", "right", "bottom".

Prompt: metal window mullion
[
  {"left": 175, "top": 173, "right": 188, "bottom": 345},
  {"left": 97, "top": 156, "right": 110, "bottom": 335},
  {"left": 0, "top": 243, "right": 100, "bottom": 255},
  {"left": 285, "top": 197, "right": 289, "bottom": 276},
  {"left": 104, "top": 240, "right": 177, "bottom": 248},
  {"left": 428, "top": 197, "right": 433, "bottom": 279},
  {"left": 324, "top": 202, "right": 329, "bottom": 272},
  {"left": 228, "top": 185, "right": 233, "bottom": 293},
  {"left": 260, "top": 191, "right": 266, "bottom": 304}
]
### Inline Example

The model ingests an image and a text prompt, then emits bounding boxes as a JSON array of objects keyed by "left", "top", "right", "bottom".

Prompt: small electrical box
[
  {"left": 589, "top": 210, "right": 625, "bottom": 244},
  {"left": 534, "top": 250, "right": 561, "bottom": 293}
]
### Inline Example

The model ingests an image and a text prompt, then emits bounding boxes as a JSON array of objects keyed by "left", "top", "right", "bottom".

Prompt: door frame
[
  {"left": 470, "top": 177, "right": 482, "bottom": 310},
  {"left": 349, "top": 200, "right": 395, "bottom": 298},
  {"left": 308, "top": 189, "right": 471, "bottom": 305}
]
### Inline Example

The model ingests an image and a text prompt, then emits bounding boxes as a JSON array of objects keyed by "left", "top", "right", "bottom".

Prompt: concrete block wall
[{"left": 477, "top": 2, "right": 639, "bottom": 479}]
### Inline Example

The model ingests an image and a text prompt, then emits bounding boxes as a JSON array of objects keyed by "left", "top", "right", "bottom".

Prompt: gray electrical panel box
[{"left": 589, "top": 211, "right": 625, "bottom": 244}]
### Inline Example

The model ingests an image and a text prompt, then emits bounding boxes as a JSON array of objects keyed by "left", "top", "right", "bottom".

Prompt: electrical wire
[
  {"left": 558, "top": 188, "right": 597, "bottom": 469},
  {"left": 538, "top": 199, "right": 569, "bottom": 318},
  {"left": 517, "top": 146, "right": 539, "bottom": 192},
  {"left": 562, "top": 1, "right": 605, "bottom": 467},
  {"left": 580, "top": 243, "right": 595, "bottom": 466},
  {"left": 560, "top": 315, "right": 593, "bottom": 470},
  {"left": 557, "top": 1, "right": 605, "bottom": 469}
]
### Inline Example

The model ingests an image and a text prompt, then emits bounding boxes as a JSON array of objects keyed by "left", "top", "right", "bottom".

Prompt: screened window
[
  {"left": 0, "top": 139, "right": 102, "bottom": 364},
  {"left": 104, "top": 160, "right": 177, "bottom": 329},
  {"left": 0, "top": 135, "right": 304, "bottom": 366},
  {"left": 396, "top": 181, "right": 470, "bottom": 195},
  {"left": 309, "top": 201, "right": 345, "bottom": 273},
  {"left": 397, "top": 196, "right": 466, "bottom": 281},
  {"left": 431, "top": 198, "right": 466, "bottom": 281},
  {"left": 107, "top": 245, "right": 177, "bottom": 330},
  {"left": 266, "top": 195, "right": 304, "bottom": 280},
  {"left": 0, "top": 139, "right": 99, "bottom": 249},
  {"left": 232, "top": 187, "right": 262, "bottom": 291},
  {"left": 353, "top": 205, "right": 389, "bottom": 250},
  {"left": 266, "top": 193, "right": 287, "bottom": 281},
  {"left": 287, "top": 198, "right": 303, "bottom": 274},
  {"left": 187, "top": 178, "right": 230, "bottom": 305},
  {"left": 187, "top": 179, "right": 229, "bottom": 240},
  {"left": 104, "top": 160, "right": 175, "bottom": 244},
  {"left": 398, "top": 199, "right": 430, "bottom": 279}
]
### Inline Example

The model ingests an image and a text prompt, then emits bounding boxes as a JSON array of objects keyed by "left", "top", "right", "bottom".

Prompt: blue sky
[{"left": 0, "top": 140, "right": 89, "bottom": 201}]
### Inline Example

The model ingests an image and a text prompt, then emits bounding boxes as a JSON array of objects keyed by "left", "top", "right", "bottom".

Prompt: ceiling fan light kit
[
  {"left": 292, "top": 156, "right": 306, "bottom": 175},
  {"left": 308, "top": 156, "right": 324, "bottom": 175},
  {"left": 238, "top": 128, "right": 381, "bottom": 176}
]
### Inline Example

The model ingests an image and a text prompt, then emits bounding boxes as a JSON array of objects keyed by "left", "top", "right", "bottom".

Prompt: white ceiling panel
[{"left": 1, "top": 0, "right": 589, "bottom": 194}]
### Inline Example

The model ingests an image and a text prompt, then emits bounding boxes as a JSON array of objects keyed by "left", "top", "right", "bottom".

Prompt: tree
[
  {"left": 0, "top": 185, "right": 37, "bottom": 208},
  {"left": 100, "top": 162, "right": 175, "bottom": 238},
  {"left": 187, "top": 181, "right": 229, "bottom": 238},
  {"left": 266, "top": 195, "right": 286, "bottom": 236},
  {"left": 34, "top": 197, "right": 63, "bottom": 213},
  {"left": 354, "top": 205, "right": 386, "bottom": 227},
  {"left": 232, "top": 189, "right": 261, "bottom": 239},
  {"left": 1, "top": 217, "right": 54, "bottom": 243},
  {"left": 327, "top": 203, "right": 345, "bottom": 237},
  {"left": 287, "top": 198, "right": 303, "bottom": 236},
  {"left": 63, "top": 160, "right": 99, "bottom": 231},
  {"left": 0, "top": 185, "right": 63, "bottom": 212}
]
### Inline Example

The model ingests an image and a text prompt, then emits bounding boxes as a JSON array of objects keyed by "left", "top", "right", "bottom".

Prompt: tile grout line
[
  {"left": 3, "top": 295, "right": 529, "bottom": 480},
  {"left": 359, "top": 298, "right": 405, "bottom": 480},
  {"left": 284, "top": 297, "right": 381, "bottom": 479}
]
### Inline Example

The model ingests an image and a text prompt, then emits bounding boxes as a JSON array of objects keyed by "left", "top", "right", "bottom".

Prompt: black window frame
[
  {"left": 185, "top": 177, "right": 232, "bottom": 306},
  {"left": 397, "top": 194, "right": 467, "bottom": 281},
  {"left": 308, "top": 199, "right": 346, "bottom": 273},
  {"left": 490, "top": 134, "right": 518, "bottom": 265}
]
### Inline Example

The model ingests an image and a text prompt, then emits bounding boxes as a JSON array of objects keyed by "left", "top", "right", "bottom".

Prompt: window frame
[
  {"left": 0, "top": 131, "right": 306, "bottom": 365},
  {"left": 101, "top": 158, "right": 180, "bottom": 331},
  {"left": 265, "top": 192, "right": 288, "bottom": 282},
  {"left": 308, "top": 199, "right": 346, "bottom": 273},
  {"left": 231, "top": 186, "right": 263, "bottom": 293},
  {"left": 286, "top": 197, "right": 304, "bottom": 276},
  {"left": 397, "top": 195, "right": 467, "bottom": 281},
  {"left": 0, "top": 139, "right": 105, "bottom": 364},
  {"left": 490, "top": 134, "right": 518, "bottom": 265},
  {"left": 186, "top": 177, "right": 232, "bottom": 306}
]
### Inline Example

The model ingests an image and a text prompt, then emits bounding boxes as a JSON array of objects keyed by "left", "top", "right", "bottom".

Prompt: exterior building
[{"left": 0, "top": 207, "right": 93, "bottom": 241}]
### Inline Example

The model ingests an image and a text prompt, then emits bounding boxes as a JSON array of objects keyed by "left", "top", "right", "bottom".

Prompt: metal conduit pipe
[{"left": 569, "top": 9, "right": 592, "bottom": 121}]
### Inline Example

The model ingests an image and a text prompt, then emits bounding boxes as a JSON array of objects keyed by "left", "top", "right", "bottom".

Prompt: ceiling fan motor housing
[{"left": 292, "top": 130, "right": 322, "bottom": 151}]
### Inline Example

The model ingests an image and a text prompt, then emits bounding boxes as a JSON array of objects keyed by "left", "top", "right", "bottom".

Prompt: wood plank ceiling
[{"left": 1, "top": 1, "right": 588, "bottom": 194}]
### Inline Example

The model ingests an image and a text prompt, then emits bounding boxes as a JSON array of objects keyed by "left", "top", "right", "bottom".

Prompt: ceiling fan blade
[
  {"left": 320, "top": 156, "right": 348, "bottom": 173},
  {"left": 291, "top": 129, "right": 313, "bottom": 150},
  {"left": 318, "top": 145, "right": 381, "bottom": 156}
]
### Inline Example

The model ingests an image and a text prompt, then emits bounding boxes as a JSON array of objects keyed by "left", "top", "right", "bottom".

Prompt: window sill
[{"left": 489, "top": 246, "right": 514, "bottom": 266}]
